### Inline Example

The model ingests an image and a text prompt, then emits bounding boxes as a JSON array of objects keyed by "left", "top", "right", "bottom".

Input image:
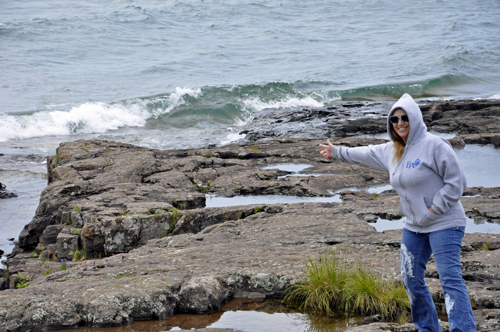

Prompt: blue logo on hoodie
[{"left": 406, "top": 159, "right": 421, "bottom": 169}]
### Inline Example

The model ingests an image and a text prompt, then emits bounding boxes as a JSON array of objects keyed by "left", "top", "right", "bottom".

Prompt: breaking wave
[{"left": 0, "top": 76, "right": 480, "bottom": 142}]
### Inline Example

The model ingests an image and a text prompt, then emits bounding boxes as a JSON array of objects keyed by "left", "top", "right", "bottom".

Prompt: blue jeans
[{"left": 401, "top": 227, "right": 476, "bottom": 332}]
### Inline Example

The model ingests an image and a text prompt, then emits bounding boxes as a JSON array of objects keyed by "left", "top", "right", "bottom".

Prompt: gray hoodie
[{"left": 331, "top": 93, "right": 467, "bottom": 233}]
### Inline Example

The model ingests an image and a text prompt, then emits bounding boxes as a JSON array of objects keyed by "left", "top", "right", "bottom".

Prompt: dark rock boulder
[
  {"left": 0, "top": 182, "right": 17, "bottom": 199},
  {"left": 42, "top": 225, "right": 65, "bottom": 246},
  {"left": 55, "top": 231, "right": 79, "bottom": 260}
]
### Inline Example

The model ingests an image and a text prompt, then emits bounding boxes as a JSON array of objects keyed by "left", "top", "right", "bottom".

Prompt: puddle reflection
[
  {"left": 55, "top": 298, "right": 363, "bottom": 332},
  {"left": 261, "top": 163, "right": 322, "bottom": 178},
  {"left": 335, "top": 184, "right": 393, "bottom": 195},
  {"left": 368, "top": 217, "right": 500, "bottom": 234},
  {"left": 168, "top": 298, "right": 363, "bottom": 332},
  {"left": 205, "top": 193, "right": 342, "bottom": 208},
  {"left": 261, "top": 163, "right": 313, "bottom": 173}
]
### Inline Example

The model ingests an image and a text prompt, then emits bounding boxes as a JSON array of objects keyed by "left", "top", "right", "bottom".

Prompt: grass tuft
[
  {"left": 284, "top": 250, "right": 410, "bottom": 321},
  {"left": 69, "top": 248, "right": 86, "bottom": 261},
  {"left": 481, "top": 240, "right": 491, "bottom": 251}
]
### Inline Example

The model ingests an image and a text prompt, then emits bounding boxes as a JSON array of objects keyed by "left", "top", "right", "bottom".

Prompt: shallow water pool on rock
[
  {"left": 55, "top": 298, "right": 363, "bottom": 332},
  {"left": 261, "top": 163, "right": 314, "bottom": 174},
  {"left": 261, "top": 163, "right": 321, "bottom": 178},
  {"left": 455, "top": 144, "right": 500, "bottom": 188},
  {"left": 205, "top": 193, "right": 343, "bottom": 208},
  {"left": 368, "top": 217, "right": 500, "bottom": 234}
]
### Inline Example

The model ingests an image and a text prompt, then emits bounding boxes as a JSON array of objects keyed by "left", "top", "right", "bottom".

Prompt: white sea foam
[
  {"left": 0, "top": 103, "right": 147, "bottom": 142},
  {"left": 242, "top": 95, "right": 325, "bottom": 112},
  {"left": 473, "top": 93, "right": 500, "bottom": 101},
  {"left": 147, "top": 87, "right": 202, "bottom": 117},
  {"left": 0, "top": 87, "right": 202, "bottom": 142},
  {"left": 219, "top": 132, "right": 246, "bottom": 146}
]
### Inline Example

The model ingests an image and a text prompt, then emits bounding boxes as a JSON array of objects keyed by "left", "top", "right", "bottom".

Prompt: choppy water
[
  {"left": 2, "top": 0, "right": 500, "bottom": 142},
  {"left": 1, "top": 0, "right": 500, "bottom": 260}
]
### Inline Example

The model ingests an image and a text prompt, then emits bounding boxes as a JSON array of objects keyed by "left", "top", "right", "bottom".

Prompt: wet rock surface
[
  {"left": 0, "top": 182, "right": 17, "bottom": 199},
  {"left": 1, "top": 98, "right": 500, "bottom": 332},
  {"left": 242, "top": 98, "right": 500, "bottom": 148}
]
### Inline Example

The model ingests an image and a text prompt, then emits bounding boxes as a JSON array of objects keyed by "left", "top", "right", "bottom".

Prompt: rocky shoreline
[{"left": 1, "top": 98, "right": 500, "bottom": 332}]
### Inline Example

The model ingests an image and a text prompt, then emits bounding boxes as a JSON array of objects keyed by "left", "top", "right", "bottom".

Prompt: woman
[{"left": 319, "top": 93, "right": 476, "bottom": 332}]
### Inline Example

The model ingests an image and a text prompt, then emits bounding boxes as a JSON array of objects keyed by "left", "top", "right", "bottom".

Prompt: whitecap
[
  {"left": 156, "top": 86, "right": 202, "bottom": 116},
  {"left": 242, "top": 95, "right": 325, "bottom": 112},
  {"left": 0, "top": 87, "right": 203, "bottom": 142},
  {"left": 0, "top": 103, "right": 148, "bottom": 142}
]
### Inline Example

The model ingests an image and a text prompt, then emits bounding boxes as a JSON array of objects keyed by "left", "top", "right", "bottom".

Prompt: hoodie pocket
[{"left": 417, "top": 197, "right": 440, "bottom": 227}]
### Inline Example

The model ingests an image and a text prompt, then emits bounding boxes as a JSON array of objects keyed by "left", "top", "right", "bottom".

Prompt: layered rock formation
[{"left": 1, "top": 98, "right": 500, "bottom": 332}]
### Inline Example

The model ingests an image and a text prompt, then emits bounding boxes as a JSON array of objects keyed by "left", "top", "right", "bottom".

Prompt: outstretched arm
[{"left": 318, "top": 139, "right": 391, "bottom": 172}]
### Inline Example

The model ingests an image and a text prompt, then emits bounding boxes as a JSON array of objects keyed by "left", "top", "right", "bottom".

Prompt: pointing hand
[{"left": 319, "top": 139, "right": 334, "bottom": 159}]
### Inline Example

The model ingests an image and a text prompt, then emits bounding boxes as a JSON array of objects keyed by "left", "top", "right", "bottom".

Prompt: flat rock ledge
[{"left": 2, "top": 98, "right": 500, "bottom": 332}]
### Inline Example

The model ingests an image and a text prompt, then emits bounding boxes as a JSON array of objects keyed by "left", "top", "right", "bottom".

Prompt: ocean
[{"left": 1, "top": 0, "right": 500, "bottom": 260}]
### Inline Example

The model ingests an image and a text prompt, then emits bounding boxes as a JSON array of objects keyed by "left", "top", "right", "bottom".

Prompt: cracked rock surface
[{"left": 2, "top": 98, "right": 500, "bottom": 332}]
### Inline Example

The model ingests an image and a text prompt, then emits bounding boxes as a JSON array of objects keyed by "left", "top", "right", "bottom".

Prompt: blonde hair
[{"left": 391, "top": 125, "right": 406, "bottom": 162}]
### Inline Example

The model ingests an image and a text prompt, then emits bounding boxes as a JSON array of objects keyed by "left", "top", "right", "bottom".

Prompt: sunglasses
[{"left": 389, "top": 114, "right": 409, "bottom": 124}]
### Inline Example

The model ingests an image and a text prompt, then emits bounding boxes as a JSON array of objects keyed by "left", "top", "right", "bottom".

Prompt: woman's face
[{"left": 391, "top": 108, "right": 410, "bottom": 143}]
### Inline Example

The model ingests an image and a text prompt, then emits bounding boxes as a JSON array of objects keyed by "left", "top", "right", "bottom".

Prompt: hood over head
[{"left": 387, "top": 93, "right": 427, "bottom": 145}]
